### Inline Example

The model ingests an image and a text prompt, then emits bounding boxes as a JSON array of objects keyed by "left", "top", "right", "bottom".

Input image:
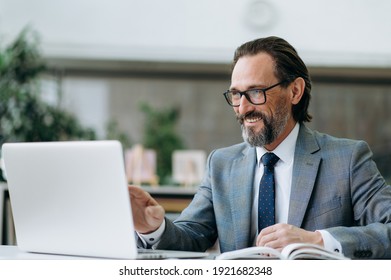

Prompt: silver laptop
[{"left": 2, "top": 140, "right": 208, "bottom": 259}]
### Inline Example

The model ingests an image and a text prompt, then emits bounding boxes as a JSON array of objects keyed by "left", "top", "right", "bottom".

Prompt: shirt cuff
[
  {"left": 138, "top": 219, "right": 166, "bottom": 246},
  {"left": 317, "top": 229, "right": 343, "bottom": 254}
]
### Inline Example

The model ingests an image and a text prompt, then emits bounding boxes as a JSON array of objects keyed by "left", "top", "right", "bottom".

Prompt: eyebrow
[{"left": 229, "top": 84, "right": 268, "bottom": 91}]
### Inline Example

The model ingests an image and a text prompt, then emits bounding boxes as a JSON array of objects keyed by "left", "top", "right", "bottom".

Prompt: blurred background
[{"left": 1, "top": 0, "right": 390, "bottom": 183}]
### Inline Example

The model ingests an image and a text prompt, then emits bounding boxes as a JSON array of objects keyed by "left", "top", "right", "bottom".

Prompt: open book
[{"left": 216, "top": 243, "right": 349, "bottom": 260}]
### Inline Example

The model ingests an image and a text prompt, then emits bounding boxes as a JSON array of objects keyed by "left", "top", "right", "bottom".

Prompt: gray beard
[
  {"left": 238, "top": 105, "right": 290, "bottom": 147},
  {"left": 241, "top": 123, "right": 273, "bottom": 147}
]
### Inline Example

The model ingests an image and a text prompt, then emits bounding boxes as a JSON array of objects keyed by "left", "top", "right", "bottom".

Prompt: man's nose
[{"left": 237, "top": 95, "right": 254, "bottom": 115}]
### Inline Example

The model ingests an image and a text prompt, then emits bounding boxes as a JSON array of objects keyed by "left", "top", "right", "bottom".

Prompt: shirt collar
[{"left": 256, "top": 122, "right": 300, "bottom": 167}]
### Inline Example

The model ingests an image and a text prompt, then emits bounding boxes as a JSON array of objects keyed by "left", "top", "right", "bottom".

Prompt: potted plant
[{"left": 0, "top": 27, "right": 96, "bottom": 181}]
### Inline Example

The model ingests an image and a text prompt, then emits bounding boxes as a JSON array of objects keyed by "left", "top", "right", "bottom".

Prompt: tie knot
[{"left": 261, "top": 153, "right": 279, "bottom": 167}]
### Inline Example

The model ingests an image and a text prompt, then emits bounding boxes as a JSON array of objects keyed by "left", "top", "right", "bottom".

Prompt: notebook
[{"left": 2, "top": 140, "right": 209, "bottom": 259}]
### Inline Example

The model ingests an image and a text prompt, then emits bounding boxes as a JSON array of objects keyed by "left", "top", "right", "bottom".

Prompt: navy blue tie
[{"left": 258, "top": 152, "right": 280, "bottom": 233}]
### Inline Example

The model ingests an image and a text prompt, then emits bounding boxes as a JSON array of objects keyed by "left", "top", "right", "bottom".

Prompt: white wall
[
  {"left": 2, "top": 0, "right": 391, "bottom": 157},
  {"left": 1, "top": 0, "right": 391, "bottom": 67}
]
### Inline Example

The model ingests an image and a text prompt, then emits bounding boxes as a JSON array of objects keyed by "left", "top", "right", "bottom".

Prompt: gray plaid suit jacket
[{"left": 155, "top": 125, "right": 391, "bottom": 259}]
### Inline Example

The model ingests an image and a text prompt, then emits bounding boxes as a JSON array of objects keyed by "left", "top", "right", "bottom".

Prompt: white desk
[
  {"left": 0, "top": 245, "right": 215, "bottom": 260},
  {"left": 0, "top": 245, "right": 102, "bottom": 260}
]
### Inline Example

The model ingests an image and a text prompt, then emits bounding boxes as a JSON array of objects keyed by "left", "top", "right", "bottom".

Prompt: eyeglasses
[{"left": 223, "top": 81, "right": 286, "bottom": 107}]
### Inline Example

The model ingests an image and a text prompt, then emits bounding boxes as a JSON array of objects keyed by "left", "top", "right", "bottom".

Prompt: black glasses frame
[{"left": 223, "top": 81, "right": 286, "bottom": 107}]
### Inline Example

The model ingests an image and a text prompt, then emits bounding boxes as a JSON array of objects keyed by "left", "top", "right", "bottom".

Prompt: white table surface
[{"left": 0, "top": 245, "right": 100, "bottom": 260}]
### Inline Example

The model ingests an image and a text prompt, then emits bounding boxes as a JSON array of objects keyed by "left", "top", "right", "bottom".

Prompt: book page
[
  {"left": 281, "top": 243, "right": 349, "bottom": 260},
  {"left": 215, "top": 246, "right": 282, "bottom": 260}
]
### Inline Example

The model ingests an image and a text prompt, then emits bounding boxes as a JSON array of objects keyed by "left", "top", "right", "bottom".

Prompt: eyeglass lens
[{"left": 228, "top": 89, "right": 265, "bottom": 106}]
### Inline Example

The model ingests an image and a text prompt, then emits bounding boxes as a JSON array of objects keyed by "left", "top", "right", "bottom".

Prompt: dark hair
[{"left": 232, "top": 36, "right": 312, "bottom": 123}]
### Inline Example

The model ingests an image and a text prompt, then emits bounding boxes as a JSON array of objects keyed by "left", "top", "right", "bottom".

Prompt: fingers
[
  {"left": 256, "top": 225, "right": 279, "bottom": 248},
  {"left": 128, "top": 185, "right": 148, "bottom": 199},
  {"left": 127, "top": 185, "right": 165, "bottom": 233},
  {"left": 256, "top": 224, "right": 294, "bottom": 249},
  {"left": 256, "top": 224, "right": 324, "bottom": 249},
  {"left": 128, "top": 185, "right": 158, "bottom": 206}
]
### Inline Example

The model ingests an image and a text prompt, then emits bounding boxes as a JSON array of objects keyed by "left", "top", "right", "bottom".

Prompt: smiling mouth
[
  {"left": 237, "top": 112, "right": 265, "bottom": 125},
  {"left": 245, "top": 116, "right": 262, "bottom": 123}
]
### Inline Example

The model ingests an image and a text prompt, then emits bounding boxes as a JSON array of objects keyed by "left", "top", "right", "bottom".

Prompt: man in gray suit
[{"left": 129, "top": 36, "right": 391, "bottom": 259}]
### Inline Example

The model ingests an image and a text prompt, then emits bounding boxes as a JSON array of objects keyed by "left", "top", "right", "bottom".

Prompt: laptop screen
[{"left": 2, "top": 140, "right": 138, "bottom": 259}]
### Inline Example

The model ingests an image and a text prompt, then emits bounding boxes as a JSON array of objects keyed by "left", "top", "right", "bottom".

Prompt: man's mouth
[
  {"left": 245, "top": 116, "right": 262, "bottom": 123},
  {"left": 237, "top": 112, "right": 264, "bottom": 125}
]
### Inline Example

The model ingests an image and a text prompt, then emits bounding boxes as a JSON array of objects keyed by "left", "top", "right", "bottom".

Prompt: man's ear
[{"left": 290, "top": 77, "right": 305, "bottom": 105}]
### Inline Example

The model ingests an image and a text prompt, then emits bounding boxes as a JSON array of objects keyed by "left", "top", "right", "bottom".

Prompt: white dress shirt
[{"left": 250, "top": 122, "right": 299, "bottom": 241}]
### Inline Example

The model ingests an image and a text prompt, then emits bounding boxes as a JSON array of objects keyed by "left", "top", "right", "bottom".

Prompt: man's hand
[
  {"left": 256, "top": 223, "right": 324, "bottom": 250},
  {"left": 128, "top": 185, "right": 165, "bottom": 234}
]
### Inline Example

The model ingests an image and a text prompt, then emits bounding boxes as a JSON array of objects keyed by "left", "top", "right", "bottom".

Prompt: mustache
[{"left": 236, "top": 111, "right": 266, "bottom": 124}]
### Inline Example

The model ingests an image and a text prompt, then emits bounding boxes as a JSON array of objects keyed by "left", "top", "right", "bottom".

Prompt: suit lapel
[
  {"left": 288, "top": 125, "right": 321, "bottom": 227},
  {"left": 229, "top": 146, "right": 256, "bottom": 249}
]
